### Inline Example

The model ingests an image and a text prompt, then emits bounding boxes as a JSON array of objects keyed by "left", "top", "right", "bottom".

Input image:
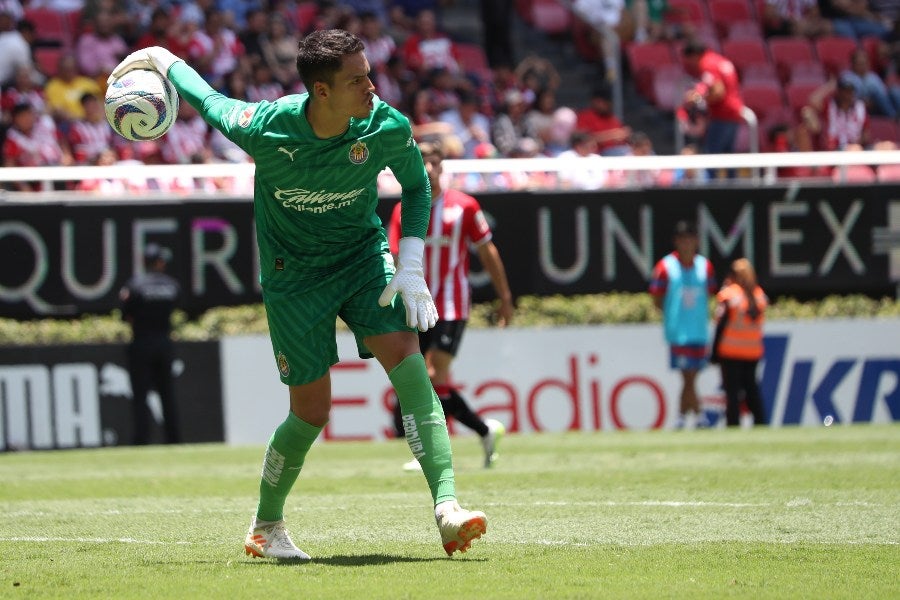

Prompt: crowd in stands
[{"left": 0, "top": 0, "right": 898, "bottom": 193}]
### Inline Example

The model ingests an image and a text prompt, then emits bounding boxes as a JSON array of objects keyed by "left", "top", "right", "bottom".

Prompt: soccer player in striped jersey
[
  {"left": 108, "top": 30, "right": 487, "bottom": 560},
  {"left": 388, "top": 139, "right": 513, "bottom": 469}
]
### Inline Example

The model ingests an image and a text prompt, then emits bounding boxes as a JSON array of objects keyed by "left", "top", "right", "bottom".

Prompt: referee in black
[{"left": 120, "top": 243, "right": 181, "bottom": 445}]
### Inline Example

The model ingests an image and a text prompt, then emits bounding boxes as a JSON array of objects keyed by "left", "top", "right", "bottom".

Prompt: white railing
[{"left": 0, "top": 150, "right": 898, "bottom": 199}]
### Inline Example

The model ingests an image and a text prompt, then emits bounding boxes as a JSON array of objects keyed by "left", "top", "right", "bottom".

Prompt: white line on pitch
[{"left": 0, "top": 536, "right": 191, "bottom": 545}]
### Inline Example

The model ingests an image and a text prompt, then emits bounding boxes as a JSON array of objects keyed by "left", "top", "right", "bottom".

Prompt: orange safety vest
[{"left": 715, "top": 283, "right": 767, "bottom": 361}]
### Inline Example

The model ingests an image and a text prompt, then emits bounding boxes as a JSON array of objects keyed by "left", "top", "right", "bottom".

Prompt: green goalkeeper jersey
[{"left": 168, "top": 62, "right": 431, "bottom": 282}]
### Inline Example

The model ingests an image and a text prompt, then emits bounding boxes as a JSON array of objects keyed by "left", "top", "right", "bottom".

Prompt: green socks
[
  {"left": 389, "top": 353, "right": 457, "bottom": 504},
  {"left": 256, "top": 412, "right": 323, "bottom": 522}
]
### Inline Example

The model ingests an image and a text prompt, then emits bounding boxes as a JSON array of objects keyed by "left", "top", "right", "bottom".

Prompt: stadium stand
[{"left": 767, "top": 36, "right": 816, "bottom": 83}]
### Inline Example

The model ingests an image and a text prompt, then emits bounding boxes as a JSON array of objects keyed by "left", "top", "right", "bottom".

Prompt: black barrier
[
  {"left": 0, "top": 341, "right": 223, "bottom": 450},
  {"left": 0, "top": 183, "right": 897, "bottom": 319}
]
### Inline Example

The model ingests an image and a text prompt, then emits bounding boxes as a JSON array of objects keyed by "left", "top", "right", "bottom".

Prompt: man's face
[
  {"left": 324, "top": 52, "right": 375, "bottom": 120},
  {"left": 674, "top": 233, "right": 698, "bottom": 255},
  {"left": 423, "top": 152, "right": 443, "bottom": 189}
]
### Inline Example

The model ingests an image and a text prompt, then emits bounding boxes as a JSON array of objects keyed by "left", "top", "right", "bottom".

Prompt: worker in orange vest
[{"left": 711, "top": 258, "right": 768, "bottom": 427}]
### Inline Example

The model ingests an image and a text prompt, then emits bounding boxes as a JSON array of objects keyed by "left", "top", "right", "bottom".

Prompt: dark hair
[
  {"left": 144, "top": 243, "right": 172, "bottom": 265},
  {"left": 296, "top": 29, "right": 365, "bottom": 90},
  {"left": 418, "top": 139, "right": 444, "bottom": 160},
  {"left": 682, "top": 40, "right": 707, "bottom": 57},
  {"left": 673, "top": 220, "right": 698, "bottom": 237}
]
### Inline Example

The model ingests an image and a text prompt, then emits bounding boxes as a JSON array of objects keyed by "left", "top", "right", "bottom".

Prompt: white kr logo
[{"left": 278, "top": 147, "right": 298, "bottom": 161}]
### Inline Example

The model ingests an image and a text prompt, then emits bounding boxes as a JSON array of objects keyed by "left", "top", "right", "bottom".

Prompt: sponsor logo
[
  {"left": 278, "top": 146, "right": 298, "bottom": 162},
  {"left": 348, "top": 141, "right": 369, "bottom": 165},
  {"left": 238, "top": 107, "right": 254, "bottom": 128},
  {"left": 261, "top": 447, "right": 286, "bottom": 486},
  {"left": 276, "top": 352, "right": 290, "bottom": 378},
  {"left": 274, "top": 187, "right": 366, "bottom": 213},
  {"left": 402, "top": 413, "right": 426, "bottom": 459}
]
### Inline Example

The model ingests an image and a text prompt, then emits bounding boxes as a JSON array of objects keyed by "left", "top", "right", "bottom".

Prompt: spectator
[
  {"left": 2, "top": 101, "right": 72, "bottom": 190},
  {"left": 761, "top": 0, "right": 832, "bottom": 38},
  {"left": 44, "top": 54, "right": 102, "bottom": 121},
  {"left": 803, "top": 75, "right": 871, "bottom": 149},
  {"left": 0, "top": 8, "right": 32, "bottom": 86},
  {"left": 246, "top": 62, "right": 284, "bottom": 102},
  {"left": 840, "top": 48, "right": 900, "bottom": 118},
  {"left": 556, "top": 130, "right": 608, "bottom": 189},
  {"left": 490, "top": 88, "right": 530, "bottom": 156},
  {"left": 400, "top": 9, "right": 460, "bottom": 76},
  {"left": 376, "top": 54, "right": 414, "bottom": 108},
  {"left": 630, "top": 0, "right": 672, "bottom": 43},
  {"left": 67, "top": 92, "right": 113, "bottom": 165},
  {"left": 187, "top": 7, "right": 245, "bottom": 90},
  {"left": 711, "top": 258, "right": 769, "bottom": 427},
  {"left": 159, "top": 101, "right": 210, "bottom": 165},
  {"left": 120, "top": 243, "right": 181, "bottom": 445},
  {"left": 359, "top": 11, "right": 396, "bottom": 74},
  {"left": 135, "top": 8, "right": 190, "bottom": 60},
  {"left": 681, "top": 40, "right": 745, "bottom": 177},
  {"left": 76, "top": 10, "right": 129, "bottom": 80},
  {"left": 238, "top": 8, "right": 267, "bottom": 64},
  {"left": 540, "top": 106, "right": 578, "bottom": 157},
  {"left": 523, "top": 88, "right": 559, "bottom": 148},
  {"left": 438, "top": 87, "right": 491, "bottom": 158},
  {"left": 649, "top": 220, "right": 718, "bottom": 429},
  {"left": 628, "top": 130, "right": 660, "bottom": 186},
  {"left": 575, "top": 83, "right": 631, "bottom": 156},
  {"left": 573, "top": 0, "right": 632, "bottom": 76},
  {"left": 516, "top": 55, "right": 561, "bottom": 98},
  {"left": 260, "top": 12, "right": 301, "bottom": 90},
  {"left": 670, "top": 143, "right": 710, "bottom": 184},
  {"left": 1, "top": 65, "right": 46, "bottom": 124},
  {"left": 821, "top": 0, "right": 891, "bottom": 40},
  {"left": 0, "top": 1, "right": 23, "bottom": 22}
]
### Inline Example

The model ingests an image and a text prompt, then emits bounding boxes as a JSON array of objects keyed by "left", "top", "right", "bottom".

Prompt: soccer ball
[{"left": 105, "top": 69, "right": 178, "bottom": 141}]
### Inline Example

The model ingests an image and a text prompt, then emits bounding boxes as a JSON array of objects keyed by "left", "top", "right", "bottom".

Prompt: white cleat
[
  {"left": 481, "top": 419, "right": 505, "bottom": 468},
  {"left": 435, "top": 500, "right": 487, "bottom": 556},
  {"left": 244, "top": 518, "right": 310, "bottom": 560},
  {"left": 402, "top": 458, "right": 423, "bottom": 471}
]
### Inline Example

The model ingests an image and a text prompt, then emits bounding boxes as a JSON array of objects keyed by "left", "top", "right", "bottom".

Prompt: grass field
[{"left": 1, "top": 425, "right": 898, "bottom": 599}]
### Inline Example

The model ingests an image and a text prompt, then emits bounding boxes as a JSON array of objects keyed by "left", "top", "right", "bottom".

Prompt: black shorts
[{"left": 418, "top": 319, "right": 467, "bottom": 357}]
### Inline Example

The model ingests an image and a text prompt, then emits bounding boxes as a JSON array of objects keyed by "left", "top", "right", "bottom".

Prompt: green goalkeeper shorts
[{"left": 262, "top": 251, "right": 415, "bottom": 386}]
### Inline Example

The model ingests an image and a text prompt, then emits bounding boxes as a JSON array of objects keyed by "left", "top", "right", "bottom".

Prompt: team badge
[
  {"left": 276, "top": 351, "right": 290, "bottom": 378},
  {"left": 349, "top": 141, "right": 369, "bottom": 165},
  {"left": 238, "top": 106, "right": 255, "bottom": 128}
]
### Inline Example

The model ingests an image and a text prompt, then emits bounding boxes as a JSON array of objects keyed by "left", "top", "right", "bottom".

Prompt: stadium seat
[
  {"left": 768, "top": 36, "right": 815, "bottom": 83},
  {"left": 788, "top": 61, "right": 827, "bottom": 85},
  {"left": 721, "top": 38, "right": 771, "bottom": 77},
  {"left": 726, "top": 20, "right": 764, "bottom": 41},
  {"left": 651, "top": 64, "right": 689, "bottom": 110},
  {"left": 531, "top": 0, "right": 572, "bottom": 35},
  {"left": 626, "top": 42, "right": 677, "bottom": 98},
  {"left": 455, "top": 43, "right": 489, "bottom": 73},
  {"left": 876, "top": 164, "right": 900, "bottom": 182},
  {"left": 708, "top": 0, "right": 754, "bottom": 39},
  {"left": 815, "top": 36, "right": 858, "bottom": 76},
  {"left": 740, "top": 62, "right": 779, "bottom": 86},
  {"left": 868, "top": 116, "right": 900, "bottom": 145},
  {"left": 664, "top": 0, "right": 708, "bottom": 26},
  {"left": 572, "top": 16, "right": 601, "bottom": 62},
  {"left": 24, "top": 7, "right": 74, "bottom": 47},
  {"left": 785, "top": 81, "right": 821, "bottom": 114},
  {"left": 741, "top": 81, "right": 786, "bottom": 122},
  {"left": 290, "top": 2, "right": 318, "bottom": 34},
  {"left": 831, "top": 164, "right": 876, "bottom": 183}
]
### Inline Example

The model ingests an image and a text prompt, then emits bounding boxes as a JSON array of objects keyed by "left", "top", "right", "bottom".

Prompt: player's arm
[
  {"left": 648, "top": 261, "right": 668, "bottom": 310},
  {"left": 475, "top": 241, "right": 514, "bottom": 327}
]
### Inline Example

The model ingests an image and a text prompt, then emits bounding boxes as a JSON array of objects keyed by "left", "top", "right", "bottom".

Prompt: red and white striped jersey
[
  {"left": 825, "top": 98, "right": 868, "bottom": 150},
  {"left": 388, "top": 189, "right": 492, "bottom": 320},
  {"left": 68, "top": 118, "right": 113, "bottom": 164}
]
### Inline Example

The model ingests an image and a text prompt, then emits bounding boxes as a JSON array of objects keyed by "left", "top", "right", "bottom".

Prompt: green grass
[{"left": 1, "top": 426, "right": 898, "bottom": 599}]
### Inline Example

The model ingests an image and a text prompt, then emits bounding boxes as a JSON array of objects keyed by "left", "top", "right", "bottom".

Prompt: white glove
[
  {"left": 378, "top": 237, "right": 438, "bottom": 332},
  {"left": 107, "top": 46, "right": 182, "bottom": 85}
]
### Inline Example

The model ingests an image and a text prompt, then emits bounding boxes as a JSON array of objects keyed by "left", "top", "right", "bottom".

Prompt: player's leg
[
  {"left": 244, "top": 280, "right": 341, "bottom": 560},
  {"left": 741, "top": 360, "right": 767, "bottom": 425},
  {"left": 127, "top": 342, "right": 152, "bottom": 445},
  {"left": 154, "top": 340, "right": 180, "bottom": 444},
  {"left": 365, "top": 331, "right": 487, "bottom": 555},
  {"left": 721, "top": 360, "right": 742, "bottom": 427}
]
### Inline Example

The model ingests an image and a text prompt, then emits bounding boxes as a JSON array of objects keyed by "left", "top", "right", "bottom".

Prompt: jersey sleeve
[
  {"left": 648, "top": 259, "right": 668, "bottom": 296},
  {"left": 381, "top": 108, "right": 431, "bottom": 239},
  {"left": 461, "top": 193, "right": 492, "bottom": 247},
  {"left": 706, "top": 260, "right": 718, "bottom": 294},
  {"left": 167, "top": 61, "right": 261, "bottom": 156}
]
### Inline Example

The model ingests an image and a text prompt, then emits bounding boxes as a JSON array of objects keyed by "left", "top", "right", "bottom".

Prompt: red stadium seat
[
  {"left": 531, "top": 0, "right": 572, "bottom": 35},
  {"left": 785, "top": 81, "right": 821, "bottom": 113},
  {"left": 651, "top": 64, "right": 689, "bottom": 110},
  {"left": 708, "top": 0, "right": 754, "bottom": 39},
  {"left": 741, "top": 81, "right": 786, "bottom": 121},
  {"left": 721, "top": 38, "right": 771, "bottom": 77},
  {"left": 868, "top": 116, "right": 900, "bottom": 145},
  {"left": 788, "top": 61, "right": 827, "bottom": 85},
  {"left": 726, "top": 20, "right": 764, "bottom": 41},
  {"left": 33, "top": 46, "right": 64, "bottom": 78},
  {"left": 665, "top": 0, "right": 708, "bottom": 26},
  {"left": 815, "top": 36, "right": 858, "bottom": 76},
  {"left": 768, "top": 36, "right": 815, "bottom": 83},
  {"left": 876, "top": 164, "right": 900, "bottom": 182},
  {"left": 455, "top": 43, "right": 489, "bottom": 73},
  {"left": 627, "top": 42, "right": 677, "bottom": 98},
  {"left": 740, "top": 62, "right": 778, "bottom": 86},
  {"left": 24, "top": 7, "right": 73, "bottom": 47}
]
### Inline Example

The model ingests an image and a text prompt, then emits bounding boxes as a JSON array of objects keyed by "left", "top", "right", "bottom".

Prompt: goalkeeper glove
[
  {"left": 107, "top": 46, "right": 182, "bottom": 85},
  {"left": 378, "top": 237, "right": 438, "bottom": 332}
]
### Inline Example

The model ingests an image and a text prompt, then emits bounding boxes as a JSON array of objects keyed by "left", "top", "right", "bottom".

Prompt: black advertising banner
[
  {"left": 0, "top": 184, "right": 897, "bottom": 319},
  {"left": 0, "top": 341, "right": 223, "bottom": 450}
]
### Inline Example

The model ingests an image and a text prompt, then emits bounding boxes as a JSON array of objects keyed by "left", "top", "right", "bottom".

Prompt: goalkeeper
[{"left": 109, "top": 30, "right": 487, "bottom": 560}]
